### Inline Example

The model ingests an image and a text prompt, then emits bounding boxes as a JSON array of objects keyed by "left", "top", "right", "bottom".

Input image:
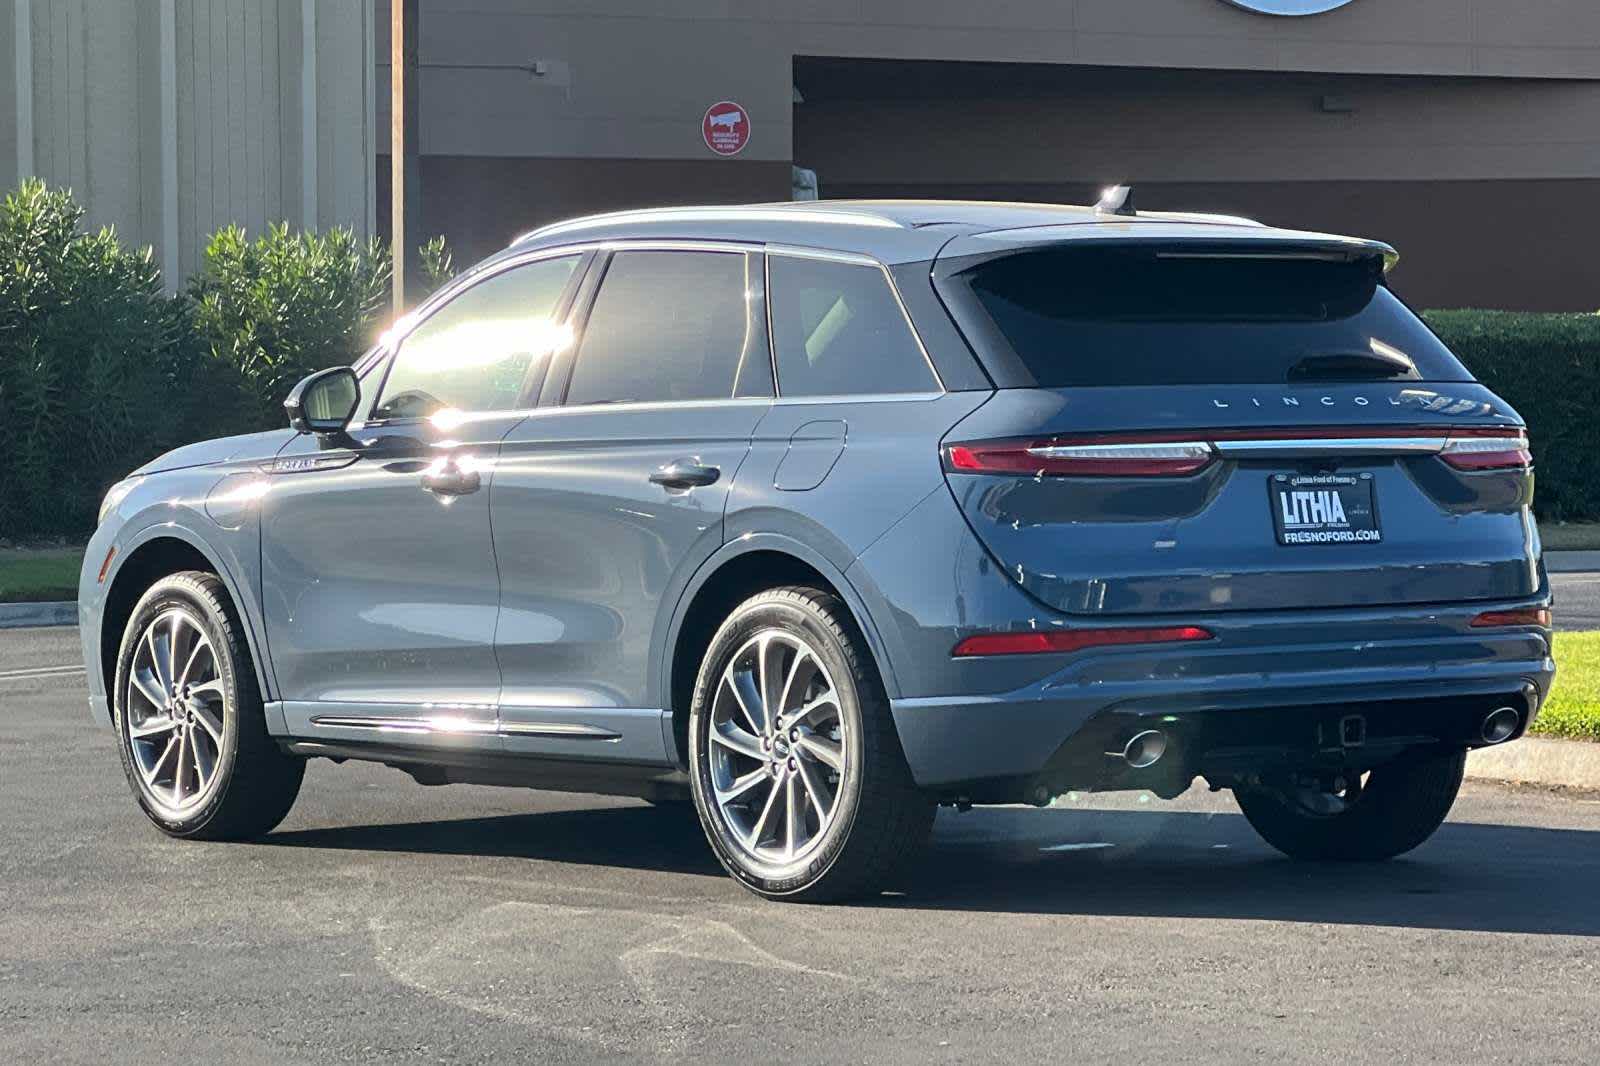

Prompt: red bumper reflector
[
  {"left": 952, "top": 625, "right": 1214, "bottom": 658},
  {"left": 1470, "top": 608, "right": 1551, "bottom": 628}
]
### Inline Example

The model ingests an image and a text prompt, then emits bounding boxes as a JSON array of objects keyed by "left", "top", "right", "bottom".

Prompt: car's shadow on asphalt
[{"left": 264, "top": 802, "right": 1600, "bottom": 936}]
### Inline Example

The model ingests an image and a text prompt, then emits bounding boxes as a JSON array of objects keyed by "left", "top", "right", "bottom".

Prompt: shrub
[
  {"left": 186, "top": 223, "right": 391, "bottom": 434},
  {"left": 1424, "top": 310, "right": 1600, "bottom": 522},
  {"left": 0, "top": 180, "right": 190, "bottom": 537}
]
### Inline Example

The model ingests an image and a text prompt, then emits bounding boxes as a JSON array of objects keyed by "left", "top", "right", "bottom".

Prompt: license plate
[{"left": 1269, "top": 472, "right": 1381, "bottom": 545}]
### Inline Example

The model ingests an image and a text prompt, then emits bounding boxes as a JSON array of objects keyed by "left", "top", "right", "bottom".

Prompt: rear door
[
  {"left": 934, "top": 240, "right": 1539, "bottom": 616},
  {"left": 489, "top": 246, "right": 770, "bottom": 760}
]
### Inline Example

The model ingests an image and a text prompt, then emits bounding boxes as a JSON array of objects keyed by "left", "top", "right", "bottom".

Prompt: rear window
[{"left": 956, "top": 247, "right": 1472, "bottom": 387}]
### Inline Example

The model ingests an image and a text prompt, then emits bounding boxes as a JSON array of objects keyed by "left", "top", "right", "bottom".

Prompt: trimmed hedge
[
  {"left": 1424, "top": 310, "right": 1600, "bottom": 522},
  {"left": 0, "top": 182, "right": 193, "bottom": 537}
]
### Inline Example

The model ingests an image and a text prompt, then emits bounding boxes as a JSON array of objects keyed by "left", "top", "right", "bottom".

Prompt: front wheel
[
  {"left": 112, "top": 571, "right": 304, "bottom": 840},
  {"left": 1234, "top": 749, "right": 1466, "bottom": 861},
  {"left": 688, "top": 587, "right": 933, "bottom": 902}
]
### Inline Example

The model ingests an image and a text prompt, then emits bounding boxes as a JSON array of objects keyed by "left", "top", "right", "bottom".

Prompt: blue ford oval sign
[{"left": 1223, "top": 0, "right": 1358, "bottom": 14}]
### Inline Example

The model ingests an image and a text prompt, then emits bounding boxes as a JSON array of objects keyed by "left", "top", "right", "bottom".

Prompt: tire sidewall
[
  {"left": 112, "top": 577, "right": 244, "bottom": 837},
  {"left": 689, "top": 594, "right": 867, "bottom": 897}
]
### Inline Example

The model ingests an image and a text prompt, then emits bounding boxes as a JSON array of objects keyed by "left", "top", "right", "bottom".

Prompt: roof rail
[{"left": 509, "top": 204, "right": 905, "bottom": 248}]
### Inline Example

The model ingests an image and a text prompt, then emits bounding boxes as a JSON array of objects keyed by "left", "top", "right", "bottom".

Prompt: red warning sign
[{"left": 702, "top": 101, "right": 750, "bottom": 156}]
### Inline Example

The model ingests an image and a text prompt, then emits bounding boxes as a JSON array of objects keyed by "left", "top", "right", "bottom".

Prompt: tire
[
  {"left": 112, "top": 571, "right": 304, "bottom": 840},
  {"left": 1234, "top": 749, "right": 1466, "bottom": 861},
  {"left": 687, "top": 586, "right": 933, "bottom": 902}
]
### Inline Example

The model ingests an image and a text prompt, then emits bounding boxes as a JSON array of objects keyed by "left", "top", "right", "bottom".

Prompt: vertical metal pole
[{"left": 390, "top": 0, "right": 418, "bottom": 313}]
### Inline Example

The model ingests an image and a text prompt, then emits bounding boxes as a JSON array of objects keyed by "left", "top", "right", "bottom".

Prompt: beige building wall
[{"left": 2, "top": 0, "right": 375, "bottom": 286}]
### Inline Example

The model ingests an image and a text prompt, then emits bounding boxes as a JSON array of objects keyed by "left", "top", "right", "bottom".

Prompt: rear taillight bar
[
  {"left": 1470, "top": 608, "right": 1551, "bottom": 628},
  {"left": 1438, "top": 429, "right": 1532, "bottom": 472},
  {"left": 944, "top": 425, "right": 1530, "bottom": 477},
  {"left": 952, "top": 625, "right": 1214, "bottom": 658}
]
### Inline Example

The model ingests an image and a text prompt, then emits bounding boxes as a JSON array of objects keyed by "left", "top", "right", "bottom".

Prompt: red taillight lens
[
  {"left": 1470, "top": 608, "right": 1551, "bottom": 628},
  {"left": 1441, "top": 428, "right": 1531, "bottom": 471},
  {"left": 952, "top": 625, "right": 1214, "bottom": 658},
  {"left": 945, "top": 436, "right": 1215, "bottom": 478}
]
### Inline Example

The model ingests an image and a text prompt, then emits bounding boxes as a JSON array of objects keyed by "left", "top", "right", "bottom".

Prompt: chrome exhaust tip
[
  {"left": 1481, "top": 706, "right": 1521, "bottom": 745},
  {"left": 1122, "top": 729, "right": 1168, "bottom": 770}
]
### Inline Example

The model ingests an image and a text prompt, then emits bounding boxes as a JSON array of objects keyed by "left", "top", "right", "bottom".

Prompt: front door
[
  {"left": 261, "top": 252, "right": 586, "bottom": 743},
  {"left": 491, "top": 247, "right": 771, "bottom": 762}
]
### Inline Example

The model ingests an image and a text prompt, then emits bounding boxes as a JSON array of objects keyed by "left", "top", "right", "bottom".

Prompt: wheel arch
[
  {"left": 660, "top": 534, "right": 899, "bottom": 768},
  {"left": 97, "top": 527, "right": 268, "bottom": 721}
]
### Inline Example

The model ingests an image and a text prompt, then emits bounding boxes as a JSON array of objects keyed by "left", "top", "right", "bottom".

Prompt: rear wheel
[
  {"left": 688, "top": 587, "right": 933, "bottom": 902},
  {"left": 1234, "top": 749, "right": 1466, "bottom": 861},
  {"left": 112, "top": 571, "right": 304, "bottom": 840}
]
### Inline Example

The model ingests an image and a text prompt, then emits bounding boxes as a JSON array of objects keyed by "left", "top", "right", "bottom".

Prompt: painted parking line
[{"left": 0, "top": 664, "right": 85, "bottom": 682}]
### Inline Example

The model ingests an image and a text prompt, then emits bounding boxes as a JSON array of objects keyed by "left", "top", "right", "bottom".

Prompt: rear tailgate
[{"left": 933, "top": 235, "right": 1540, "bottom": 616}]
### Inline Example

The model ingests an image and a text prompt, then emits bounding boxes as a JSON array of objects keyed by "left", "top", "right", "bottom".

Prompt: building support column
[
  {"left": 390, "top": 0, "right": 419, "bottom": 311},
  {"left": 300, "top": 0, "right": 318, "bottom": 230},
  {"left": 158, "top": 0, "right": 178, "bottom": 288},
  {"left": 13, "top": 0, "right": 32, "bottom": 183}
]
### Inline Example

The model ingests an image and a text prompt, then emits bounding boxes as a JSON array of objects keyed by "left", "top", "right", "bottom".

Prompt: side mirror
[{"left": 285, "top": 367, "right": 360, "bottom": 436}]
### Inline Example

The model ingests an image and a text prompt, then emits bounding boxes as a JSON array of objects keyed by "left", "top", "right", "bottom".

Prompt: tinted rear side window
[
  {"left": 769, "top": 256, "right": 938, "bottom": 397},
  {"left": 957, "top": 247, "right": 1471, "bottom": 387},
  {"left": 566, "top": 251, "right": 755, "bottom": 405}
]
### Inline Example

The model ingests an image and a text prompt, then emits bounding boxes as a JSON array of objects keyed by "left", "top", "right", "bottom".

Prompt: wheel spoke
[
  {"left": 190, "top": 731, "right": 213, "bottom": 792},
  {"left": 747, "top": 772, "right": 784, "bottom": 848},
  {"left": 783, "top": 772, "right": 804, "bottom": 858},
  {"left": 758, "top": 634, "right": 782, "bottom": 727},
  {"left": 797, "top": 732, "right": 843, "bottom": 773},
  {"left": 144, "top": 626, "right": 169, "bottom": 691},
  {"left": 141, "top": 736, "right": 178, "bottom": 786},
  {"left": 188, "top": 679, "right": 225, "bottom": 699},
  {"left": 171, "top": 729, "right": 189, "bottom": 802},
  {"left": 131, "top": 671, "right": 167, "bottom": 711},
  {"left": 794, "top": 754, "right": 834, "bottom": 821},
  {"left": 177, "top": 634, "right": 211, "bottom": 689},
  {"left": 192, "top": 702, "right": 224, "bottom": 745},
  {"left": 722, "top": 667, "right": 764, "bottom": 736},
  {"left": 714, "top": 766, "right": 769, "bottom": 805},
  {"left": 794, "top": 692, "right": 838, "bottom": 725},
  {"left": 129, "top": 714, "right": 178, "bottom": 740},
  {"left": 711, "top": 721, "right": 765, "bottom": 761},
  {"left": 777, "top": 648, "right": 814, "bottom": 720}
]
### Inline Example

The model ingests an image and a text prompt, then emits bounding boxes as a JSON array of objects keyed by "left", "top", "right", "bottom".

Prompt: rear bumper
[{"left": 889, "top": 606, "right": 1554, "bottom": 792}]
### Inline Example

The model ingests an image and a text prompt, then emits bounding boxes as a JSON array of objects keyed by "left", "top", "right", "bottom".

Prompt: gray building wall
[
  {"left": 376, "top": 0, "right": 1600, "bottom": 310},
  {"left": 3, "top": 0, "right": 375, "bottom": 286}
]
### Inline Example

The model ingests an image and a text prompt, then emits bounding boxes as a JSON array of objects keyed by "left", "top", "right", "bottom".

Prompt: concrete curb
[
  {"left": 1546, "top": 550, "right": 1600, "bottom": 573},
  {"left": 0, "top": 601, "right": 77, "bottom": 630},
  {"left": 1467, "top": 736, "right": 1600, "bottom": 793}
]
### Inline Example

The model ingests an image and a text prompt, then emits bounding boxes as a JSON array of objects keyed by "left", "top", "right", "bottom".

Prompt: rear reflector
[
  {"left": 1470, "top": 608, "right": 1551, "bottom": 628},
  {"left": 952, "top": 625, "right": 1214, "bottom": 658},
  {"left": 1440, "top": 429, "right": 1532, "bottom": 471}
]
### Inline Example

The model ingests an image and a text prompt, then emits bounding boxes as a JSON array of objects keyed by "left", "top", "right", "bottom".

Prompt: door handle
[
  {"left": 421, "top": 459, "right": 482, "bottom": 497},
  {"left": 649, "top": 461, "right": 720, "bottom": 490}
]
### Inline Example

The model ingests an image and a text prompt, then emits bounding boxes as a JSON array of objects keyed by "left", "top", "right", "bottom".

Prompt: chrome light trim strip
[
  {"left": 1212, "top": 436, "right": 1447, "bottom": 457},
  {"left": 307, "top": 715, "right": 621, "bottom": 741}
]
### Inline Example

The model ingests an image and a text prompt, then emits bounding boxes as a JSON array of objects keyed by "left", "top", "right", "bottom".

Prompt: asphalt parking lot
[{"left": 4, "top": 609, "right": 1598, "bottom": 1065}]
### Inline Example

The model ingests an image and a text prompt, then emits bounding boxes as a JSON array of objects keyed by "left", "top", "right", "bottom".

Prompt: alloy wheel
[
  {"left": 707, "top": 629, "right": 848, "bottom": 867},
  {"left": 125, "top": 607, "right": 228, "bottom": 816}
]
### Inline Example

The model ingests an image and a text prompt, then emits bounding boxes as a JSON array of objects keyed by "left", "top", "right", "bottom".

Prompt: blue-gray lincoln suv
[{"left": 80, "top": 198, "right": 1556, "bottom": 901}]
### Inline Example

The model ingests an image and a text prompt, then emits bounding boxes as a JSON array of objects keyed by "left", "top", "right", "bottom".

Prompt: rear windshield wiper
[{"left": 1287, "top": 349, "right": 1416, "bottom": 383}]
